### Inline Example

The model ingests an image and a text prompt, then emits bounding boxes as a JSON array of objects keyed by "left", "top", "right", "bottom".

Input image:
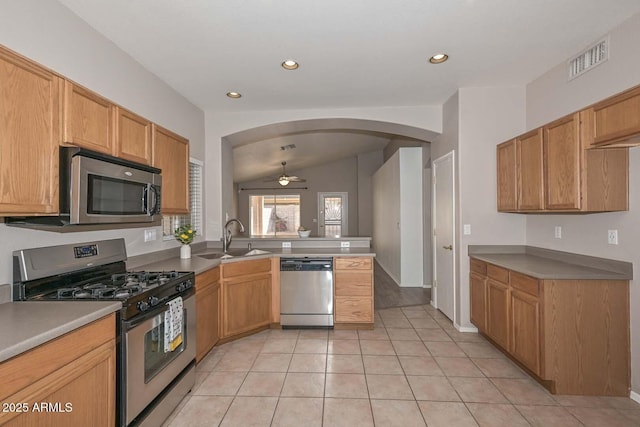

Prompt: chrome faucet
[{"left": 222, "top": 218, "right": 245, "bottom": 253}]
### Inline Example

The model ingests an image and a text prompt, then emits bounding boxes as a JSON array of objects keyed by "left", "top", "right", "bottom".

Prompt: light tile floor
[{"left": 163, "top": 305, "right": 640, "bottom": 426}]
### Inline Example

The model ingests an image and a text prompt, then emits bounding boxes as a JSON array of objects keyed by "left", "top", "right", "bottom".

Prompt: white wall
[
  {"left": 357, "top": 151, "right": 385, "bottom": 237},
  {"left": 205, "top": 106, "right": 443, "bottom": 241},
  {"left": 434, "top": 87, "right": 527, "bottom": 328},
  {"left": 0, "top": 0, "right": 205, "bottom": 285},
  {"left": 372, "top": 148, "right": 424, "bottom": 287},
  {"left": 524, "top": 12, "right": 640, "bottom": 394}
]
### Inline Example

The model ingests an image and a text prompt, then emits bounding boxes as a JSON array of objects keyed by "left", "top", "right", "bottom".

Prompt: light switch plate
[
  {"left": 554, "top": 226, "right": 562, "bottom": 239},
  {"left": 463, "top": 224, "right": 471, "bottom": 235},
  {"left": 282, "top": 241, "right": 292, "bottom": 248},
  {"left": 341, "top": 241, "right": 350, "bottom": 248},
  {"left": 144, "top": 229, "right": 157, "bottom": 242}
]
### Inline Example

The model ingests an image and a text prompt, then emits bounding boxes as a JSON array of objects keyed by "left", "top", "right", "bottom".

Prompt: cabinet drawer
[
  {"left": 510, "top": 272, "right": 539, "bottom": 297},
  {"left": 487, "top": 264, "right": 509, "bottom": 283},
  {"left": 222, "top": 258, "right": 271, "bottom": 279},
  {"left": 335, "top": 257, "right": 372, "bottom": 270},
  {"left": 196, "top": 267, "right": 220, "bottom": 291},
  {"left": 335, "top": 272, "right": 372, "bottom": 296},
  {"left": 470, "top": 258, "right": 487, "bottom": 275},
  {"left": 335, "top": 297, "right": 373, "bottom": 322}
]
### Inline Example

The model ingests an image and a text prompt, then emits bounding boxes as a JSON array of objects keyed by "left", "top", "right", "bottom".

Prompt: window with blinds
[
  {"left": 162, "top": 159, "right": 203, "bottom": 239},
  {"left": 249, "top": 194, "right": 300, "bottom": 237}
]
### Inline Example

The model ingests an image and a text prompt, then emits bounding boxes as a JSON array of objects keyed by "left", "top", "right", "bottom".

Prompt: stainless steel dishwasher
[{"left": 280, "top": 257, "right": 334, "bottom": 327}]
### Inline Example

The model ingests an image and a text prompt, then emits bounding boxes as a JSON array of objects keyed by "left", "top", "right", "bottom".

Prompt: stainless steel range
[{"left": 12, "top": 238, "right": 196, "bottom": 427}]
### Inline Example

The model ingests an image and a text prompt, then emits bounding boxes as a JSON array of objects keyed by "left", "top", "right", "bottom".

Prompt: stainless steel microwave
[{"left": 6, "top": 147, "right": 161, "bottom": 229}]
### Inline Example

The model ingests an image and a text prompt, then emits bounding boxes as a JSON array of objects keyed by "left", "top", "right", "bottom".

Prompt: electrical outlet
[
  {"left": 144, "top": 229, "right": 156, "bottom": 242},
  {"left": 463, "top": 224, "right": 471, "bottom": 235},
  {"left": 554, "top": 226, "right": 562, "bottom": 239},
  {"left": 607, "top": 229, "right": 618, "bottom": 245},
  {"left": 282, "top": 241, "right": 292, "bottom": 248},
  {"left": 341, "top": 241, "right": 350, "bottom": 248}
]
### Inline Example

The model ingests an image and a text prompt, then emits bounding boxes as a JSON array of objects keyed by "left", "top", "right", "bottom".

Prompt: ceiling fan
[{"left": 264, "top": 161, "right": 306, "bottom": 186}]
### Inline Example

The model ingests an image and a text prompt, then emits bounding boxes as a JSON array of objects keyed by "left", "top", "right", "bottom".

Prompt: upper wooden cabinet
[
  {"left": 115, "top": 107, "right": 152, "bottom": 165},
  {"left": 152, "top": 124, "right": 190, "bottom": 215},
  {"left": 0, "top": 46, "right": 61, "bottom": 215},
  {"left": 544, "top": 113, "right": 581, "bottom": 210},
  {"left": 63, "top": 81, "right": 115, "bottom": 154},
  {"left": 497, "top": 112, "right": 628, "bottom": 213},
  {"left": 588, "top": 85, "right": 640, "bottom": 147},
  {"left": 517, "top": 129, "right": 545, "bottom": 211}
]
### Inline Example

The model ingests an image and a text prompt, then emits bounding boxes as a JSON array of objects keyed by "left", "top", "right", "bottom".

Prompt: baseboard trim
[
  {"left": 455, "top": 324, "right": 479, "bottom": 333},
  {"left": 630, "top": 390, "right": 640, "bottom": 403}
]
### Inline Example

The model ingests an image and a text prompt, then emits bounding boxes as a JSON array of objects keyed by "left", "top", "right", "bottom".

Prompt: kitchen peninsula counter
[
  {"left": 0, "top": 301, "right": 121, "bottom": 363},
  {"left": 468, "top": 245, "right": 632, "bottom": 280},
  {"left": 128, "top": 240, "right": 376, "bottom": 275}
]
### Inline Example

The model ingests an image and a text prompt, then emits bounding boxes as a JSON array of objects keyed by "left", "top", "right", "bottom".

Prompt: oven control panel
[{"left": 73, "top": 244, "right": 99, "bottom": 258}]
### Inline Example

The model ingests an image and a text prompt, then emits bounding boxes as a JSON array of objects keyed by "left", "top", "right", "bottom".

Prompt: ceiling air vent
[{"left": 568, "top": 38, "right": 608, "bottom": 80}]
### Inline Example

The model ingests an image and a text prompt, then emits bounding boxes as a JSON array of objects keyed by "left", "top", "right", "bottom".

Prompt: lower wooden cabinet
[
  {"left": 469, "top": 257, "right": 630, "bottom": 396},
  {"left": 221, "top": 258, "right": 272, "bottom": 339},
  {"left": 334, "top": 257, "right": 374, "bottom": 325},
  {"left": 196, "top": 267, "right": 220, "bottom": 363},
  {"left": 0, "top": 314, "right": 116, "bottom": 426},
  {"left": 486, "top": 279, "right": 509, "bottom": 349}
]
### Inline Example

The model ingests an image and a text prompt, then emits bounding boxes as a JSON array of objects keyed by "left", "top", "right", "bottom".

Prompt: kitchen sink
[{"left": 197, "top": 248, "right": 271, "bottom": 260}]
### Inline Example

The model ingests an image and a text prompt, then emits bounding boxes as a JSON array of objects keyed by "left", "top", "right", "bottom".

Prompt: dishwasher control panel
[{"left": 280, "top": 258, "right": 333, "bottom": 272}]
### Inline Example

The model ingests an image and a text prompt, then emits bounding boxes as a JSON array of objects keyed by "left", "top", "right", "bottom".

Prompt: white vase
[{"left": 180, "top": 244, "right": 191, "bottom": 259}]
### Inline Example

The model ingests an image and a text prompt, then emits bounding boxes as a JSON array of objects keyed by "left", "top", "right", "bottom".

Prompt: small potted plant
[
  {"left": 297, "top": 225, "right": 311, "bottom": 238},
  {"left": 175, "top": 224, "right": 196, "bottom": 259}
]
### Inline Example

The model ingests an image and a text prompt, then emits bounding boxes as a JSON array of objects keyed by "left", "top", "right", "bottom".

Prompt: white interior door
[
  {"left": 318, "top": 192, "right": 348, "bottom": 237},
  {"left": 432, "top": 151, "right": 455, "bottom": 321}
]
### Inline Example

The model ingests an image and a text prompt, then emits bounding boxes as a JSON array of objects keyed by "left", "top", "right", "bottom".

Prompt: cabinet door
[
  {"left": 335, "top": 296, "right": 373, "bottom": 323},
  {"left": 63, "top": 80, "right": 114, "bottom": 154},
  {"left": 510, "top": 289, "right": 541, "bottom": 375},
  {"left": 591, "top": 85, "right": 640, "bottom": 147},
  {"left": 0, "top": 47, "right": 60, "bottom": 215},
  {"left": 496, "top": 140, "right": 517, "bottom": 211},
  {"left": 152, "top": 124, "right": 189, "bottom": 215},
  {"left": 544, "top": 113, "right": 581, "bottom": 210},
  {"left": 196, "top": 282, "right": 220, "bottom": 363},
  {"left": 115, "top": 107, "right": 152, "bottom": 165},
  {"left": 470, "top": 273, "right": 487, "bottom": 333},
  {"left": 486, "top": 279, "right": 509, "bottom": 349},
  {"left": 517, "top": 129, "right": 544, "bottom": 210},
  {"left": 222, "top": 275, "right": 271, "bottom": 337}
]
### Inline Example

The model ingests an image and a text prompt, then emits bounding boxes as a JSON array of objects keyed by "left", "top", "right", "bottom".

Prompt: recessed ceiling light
[
  {"left": 281, "top": 60, "right": 299, "bottom": 70},
  {"left": 226, "top": 91, "right": 242, "bottom": 98},
  {"left": 429, "top": 53, "right": 449, "bottom": 64}
]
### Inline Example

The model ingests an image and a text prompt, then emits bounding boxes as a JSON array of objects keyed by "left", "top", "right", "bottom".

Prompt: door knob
[{"left": 442, "top": 245, "right": 453, "bottom": 250}]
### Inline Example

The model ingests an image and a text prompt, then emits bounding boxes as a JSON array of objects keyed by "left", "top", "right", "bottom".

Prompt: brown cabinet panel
[
  {"left": 469, "top": 272, "right": 487, "bottom": 333},
  {"left": 152, "top": 124, "right": 189, "bottom": 215},
  {"left": 335, "top": 272, "right": 372, "bottom": 296},
  {"left": 486, "top": 279, "right": 509, "bottom": 349},
  {"left": 63, "top": 80, "right": 114, "bottom": 154},
  {"left": 115, "top": 107, "right": 152, "bottom": 165},
  {"left": 470, "top": 259, "right": 487, "bottom": 275},
  {"left": 0, "top": 315, "right": 115, "bottom": 426},
  {"left": 335, "top": 296, "right": 373, "bottom": 323},
  {"left": 222, "top": 258, "right": 271, "bottom": 279},
  {"left": 590, "top": 85, "right": 640, "bottom": 147},
  {"left": 544, "top": 113, "right": 581, "bottom": 210},
  {"left": 510, "top": 272, "right": 539, "bottom": 297},
  {"left": 487, "top": 264, "right": 509, "bottom": 283},
  {"left": 510, "top": 289, "right": 541, "bottom": 375},
  {"left": 335, "top": 257, "right": 373, "bottom": 270},
  {"left": 0, "top": 46, "right": 60, "bottom": 215},
  {"left": 222, "top": 275, "right": 271, "bottom": 337},
  {"left": 517, "top": 129, "right": 544, "bottom": 210},
  {"left": 196, "top": 267, "right": 220, "bottom": 363},
  {"left": 496, "top": 140, "right": 517, "bottom": 211}
]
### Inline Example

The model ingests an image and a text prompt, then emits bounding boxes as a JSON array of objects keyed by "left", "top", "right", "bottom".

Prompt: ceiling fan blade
[{"left": 287, "top": 176, "right": 306, "bottom": 182}]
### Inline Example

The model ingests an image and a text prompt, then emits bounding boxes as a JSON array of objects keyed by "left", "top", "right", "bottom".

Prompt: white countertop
[{"left": 0, "top": 301, "right": 121, "bottom": 363}]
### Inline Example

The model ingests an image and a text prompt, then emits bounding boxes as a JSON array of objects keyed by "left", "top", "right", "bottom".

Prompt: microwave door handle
[{"left": 146, "top": 184, "right": 161, "bottom": 216}]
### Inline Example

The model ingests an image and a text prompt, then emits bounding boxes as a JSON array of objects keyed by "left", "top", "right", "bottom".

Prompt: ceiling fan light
[{"left": 278, "top": 176, "right": 290, "bottom": 186}]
